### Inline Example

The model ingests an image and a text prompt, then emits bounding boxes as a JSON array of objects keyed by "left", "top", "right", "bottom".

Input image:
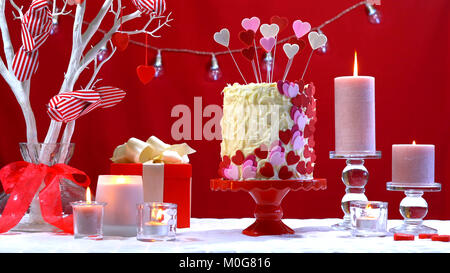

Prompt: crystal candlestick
[
  {"left": 330, "top": 151, "right": 381, "bottom": 230},
  {"left": 386, "top": 183, "right": 441, "bottom": 235}
]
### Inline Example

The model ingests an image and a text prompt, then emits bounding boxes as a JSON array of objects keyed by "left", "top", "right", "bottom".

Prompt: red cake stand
[{"left": 210, "top": 178, "right": 327, "bottom": 236}]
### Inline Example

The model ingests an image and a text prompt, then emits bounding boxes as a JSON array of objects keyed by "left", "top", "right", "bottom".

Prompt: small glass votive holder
[
  {"left": 71, "top": 201, "right": 107, "bottom": 240},
  {"left": 137, "top": 202, "right": 177, "bottom": 242},
  {"left": 350, "top": 201, "right": 388, "bottom": 237}
]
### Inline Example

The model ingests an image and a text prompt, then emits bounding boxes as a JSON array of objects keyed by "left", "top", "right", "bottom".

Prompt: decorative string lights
[{"left": 68, "top": 1, "right": 381, "bottom": 81}]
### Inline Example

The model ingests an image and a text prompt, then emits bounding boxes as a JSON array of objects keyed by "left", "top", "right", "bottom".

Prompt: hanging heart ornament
[{"left": 136, "top": 65, "right": 155, "bottom": 85}]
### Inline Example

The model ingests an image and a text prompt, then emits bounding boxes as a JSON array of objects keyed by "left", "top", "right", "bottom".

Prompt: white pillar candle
[
  {"left": 392, "top": 143, "right": 435, "bottom": 185},
  {"left": 95, "top": 175, "right": 144, "bottom": 236},
  {"left": 334, "top": 52, "right": 376, "bottom": 154}
]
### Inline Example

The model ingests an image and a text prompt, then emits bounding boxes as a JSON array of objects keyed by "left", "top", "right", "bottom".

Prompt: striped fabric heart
[
  {"left": 12, "top": 0, "right": 51, "bottom": 82},
  {"left": 132, "top": 0, "right": 166, "bottom": 16},
  {"left": 47, "top": 86, "right": 126, "bottom": 122}
]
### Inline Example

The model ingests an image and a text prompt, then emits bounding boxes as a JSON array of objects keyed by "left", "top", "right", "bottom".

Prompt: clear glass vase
[{"left": 8, "top": 142, "right": 81, "bottom": 232}]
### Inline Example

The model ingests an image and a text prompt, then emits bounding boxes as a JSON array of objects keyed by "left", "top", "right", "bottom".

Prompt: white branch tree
[{"left": 0, "top": 0, "right": 172, "bottom": 162}]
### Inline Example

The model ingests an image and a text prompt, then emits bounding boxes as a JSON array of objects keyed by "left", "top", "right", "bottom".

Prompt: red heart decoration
[
  {"left": 303, "top": 145, "right": 312, "bottom": 158},
  {"left": 288, "top": 37, "right": 306, "bottom": 51},
  {"left": 239, "top": 30, "right": 255, "bottom": 46},
  {"left": 310, "top": 150, "right": 317, "bottom": 163},
  {"left": 305, "top": 83, "right": 316, "bottom": 97},
  {"left": 304, "top": 124, "right": 315, "bottom": 138},
  {"left": 308, "top": 136, "right": 315, "bottom": 148},
  {"left": 254, "top": 144, "right": 268, "bottom": 159},
  {"left": 136, "top": 65, "right": 155, "bottom": 85},
  {"left": 244, "top": 154, "right": 257, "bottom": 166},
  {"left": 294, "top": 79, "right": 305, "bottom": 93},
  {"left": 279, "top": 129, "right": 292, "bottom": 145},
  {"left": 271, "top": 15, "right": 289, "bottom": 32},
  {"left": 291, "top": 94, "right": 310, "bottom": 109},
  {"left": 241, "top": 46, "right": 255, "bottom": 62},
  {"left": 219, "top": 155, "right": 231, "bottom": 169},
  {"left": 278, "top": 166, "right": 293, "bottom": 180},
  {"left": 259, "top": 162, "right": 274, "bottom": 178},
  {"left": 231, "top": 150, "right": 245, "bottom": 165},
  {"left": 306, "top": 161, "right": 314, "bottom": 174},
  {"left": 306, "top": 104, "right": 316, "bottom": 119},
  {"left": 286, "top": 151, "right": 300, "bottom": 165},
  {"left": 296, "top": 161, "right": 307, "bottom": 174},
  {"left": 111, "top": 32, "right": 129, "bottom": 52}
]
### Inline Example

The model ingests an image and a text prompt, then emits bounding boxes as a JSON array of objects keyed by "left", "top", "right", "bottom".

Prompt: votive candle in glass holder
[
  {"left": 137, "top": 202, "right": 177, "bottom": 241},
  {"left": 350, "top": 201, "right": 388, "bottom": 237},
  {"left": 71, "top": 201, "right": 107, "bottom": 239}
]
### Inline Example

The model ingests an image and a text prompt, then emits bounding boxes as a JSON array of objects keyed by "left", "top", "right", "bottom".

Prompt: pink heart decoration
[
  {"left": 292, "top": 135, "right": 305, "bottom": 150},
  {"left": 241, "top": 17, "right": 261, "bottom": 33},
  {"left": 269, "top": 151, "right": 285, "bottom": 166},
  {"left": 242, "top": 159, "right": 254, "bottom": 169},
  {"left": 296, "top": 112, "right": 308, "bottom": 130},
  {"left": 242, "top": 165, "right": 257, "bottom": 179},
  {"left": 260, "top": 37, "right": 276, "bottom": 52},
  {"left": 223, "top": 164, "right": 239, "bottom": 180},
  {"left": 292, "top": 130, "right": 301, "bottom": 142},
  {"left": 287, "top": 83, "right": 299, "bottom": 98},
  {"left": 292, "top": 19, "right": 311, "bottom": 39}
]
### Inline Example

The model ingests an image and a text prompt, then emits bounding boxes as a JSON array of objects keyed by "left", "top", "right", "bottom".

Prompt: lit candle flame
[
  {"left": 152, "top": 208, "right": 164, "bottom": 222},
  {"left": 86, "top": 187, "right": 92, "bottom": 203},
  {"left": 353, "top": 51, "right": 358, "bottom": 76},
  {"left": 412, "top": 140, "right": 416, "bottom": 145},
  {"left": 366, "top": 203, "right": 373, "bottom": 210}
]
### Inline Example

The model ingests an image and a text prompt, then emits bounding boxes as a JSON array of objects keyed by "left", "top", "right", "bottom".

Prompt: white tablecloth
[{"left": 1, "top": 218, "right": 450, "bottom": 253}]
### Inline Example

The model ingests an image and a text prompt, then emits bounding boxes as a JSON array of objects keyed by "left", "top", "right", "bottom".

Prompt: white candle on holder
[
  {"left": 95, "top": 175, "right": 144, "bottom": 237},
  {"left": 392, "top": 141, "right": 435, "bottom": 185},
  {"left": 334, "top": 52, "right": 375, "bottom": 154}
]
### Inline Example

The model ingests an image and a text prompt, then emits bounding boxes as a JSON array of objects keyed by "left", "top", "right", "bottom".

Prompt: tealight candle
[
  {"left": 350, "top": 201, "right": 387, "bottom": 237},
  {"left": 137, "top": 202, "right": 177, "bottom": 241},
  {"left": 71, "top": 187, "right": 106, "bottom": 239},
  {"left": 334, "top": 52, "right": 376, "bottom": 154}
]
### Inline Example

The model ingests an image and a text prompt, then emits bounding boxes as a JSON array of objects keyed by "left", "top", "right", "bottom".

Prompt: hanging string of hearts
[{"left": 213, "top": 16, "right": 327, "bottom": 84}]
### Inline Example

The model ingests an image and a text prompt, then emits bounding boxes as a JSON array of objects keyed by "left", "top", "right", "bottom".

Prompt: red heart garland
[
  {"left": 286, "top": 151, "right": 300, "bottom": 165},
  {"left": 239, "top": 30, "right": 255, "bottom": 46},
  {"left": 279, "top": 129, "right": 292, "bottom": 145},
  {"left": 111, "top": 32, "right": 129, "bottom": 52},
  {"left": 259, "top": 162, "right": 274, "bottom": 178},
  {"left": 254, "top": 144, "right": 268, "bottom": 159},
  {"left": 270, "top": 15, "right": 289, "bottom": 32},
  {"left": 231, "top": 150, "right": 245, "bottom": 165},
  {"left": 136, "top": 65, "right": 155, "bottom": 85},
  {"left": 278, "top": 166, "right": 293, "bottom": 180},
  {"left": 241, "top": 46, "right": 255, "bottom": 62}
]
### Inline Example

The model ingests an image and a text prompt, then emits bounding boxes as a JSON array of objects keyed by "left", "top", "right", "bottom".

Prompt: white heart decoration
[
  {"left": 308, "top": 31, "right": 327, "bottom": 50},
  {"left": 260, "top": 23, "right": 280, "bottom": 38},
  {"left": 283, "top": 43, "right": 300, "bottom": 59},
  {"left": 214, "top": 28, "right": 230, "bottom": 48}
]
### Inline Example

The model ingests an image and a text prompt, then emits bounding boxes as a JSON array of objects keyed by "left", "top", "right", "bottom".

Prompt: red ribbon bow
[{"left": 0, "top": 161, "right": 90, "bottom": 234}]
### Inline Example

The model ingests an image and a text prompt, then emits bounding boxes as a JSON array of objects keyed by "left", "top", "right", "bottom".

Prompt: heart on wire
[
  {"left": 308, "top": 31, "right": 327, "bottom": 50},
  {"left": 213, "top": 28, "right": 230, "bottom": 47},
  {"left": 260, "top": 23, "right": 280, "bottom": 38},
  {"left": 241, "top": 46, "right": 255, "bottom": 61},
  {"left": 292, "top": 19, "right": 311, "bottom": 39},
  {"left": 239, "top": 30, "right": 255, "bottom": 46},
  {"left": 112, "top": 33, "right": 129, "bottom": 52},
  {"left": 260, "top": 37, "right": 276, "bottom": 52},
  {"left": 270, "top": 15, "right": 289, "bottom": 32},
  {"left": 241, "top": 17, "right": 261, "bottom": 33},
  {"left": 283, "top": 43, "right": 300, "bottom": 59}
]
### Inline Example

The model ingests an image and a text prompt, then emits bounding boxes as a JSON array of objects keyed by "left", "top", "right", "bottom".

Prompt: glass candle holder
[
  {"left": 137, "top": 202, "right": 177, "bottom": 242},
  {"left": 71, "top": 201, "right": 107, "bottom": 239},
  {"left": 350, "top": 201, "right": 388, "bottom": 237}
]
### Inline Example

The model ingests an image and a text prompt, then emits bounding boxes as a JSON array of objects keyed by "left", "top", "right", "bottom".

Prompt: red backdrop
[{"left": 0, "top": 0, "right": 449, "bottom": 220}]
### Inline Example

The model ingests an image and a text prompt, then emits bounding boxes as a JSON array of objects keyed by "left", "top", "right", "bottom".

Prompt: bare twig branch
[
  {"left": 117, "top": 12, "right": 172, "bottom": 38},
  {"left": 9, "top": 0, "right": 23, "bottom": 20},
  {"left": 0, "top": 0, "right": 15, "bottom": 69},
  {"left": 85, "top": 41, "right": 117, "bottom": 90}
]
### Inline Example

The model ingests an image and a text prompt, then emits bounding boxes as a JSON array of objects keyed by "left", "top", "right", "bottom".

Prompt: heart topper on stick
[
  {"left": 239, "top": 30, "right": 259, "bottom": 83},
  {"left": 241, "top": 17, "right": 262, "bottom": 83},
  {"left": 282, "top": 43, "right": 300, "bottom": 81},
  {"left": 301, "top": 31, "right": 327, "bottom": 80},
  {"left": 260, "top": 23, "right": 279, "bottom": 82},
  {"left": 214, "top": 28, "right": 247, "bottom": 84}
]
